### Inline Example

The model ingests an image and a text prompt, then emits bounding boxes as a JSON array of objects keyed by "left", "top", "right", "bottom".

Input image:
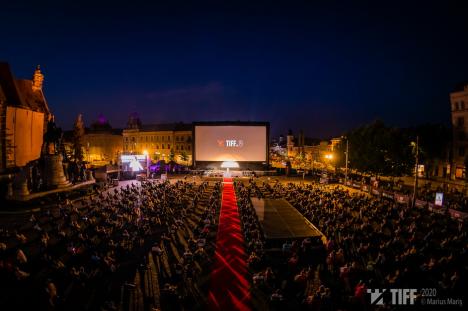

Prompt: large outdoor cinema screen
[{"left": 194, "top": 124, "right": 268, "bottom": 162}]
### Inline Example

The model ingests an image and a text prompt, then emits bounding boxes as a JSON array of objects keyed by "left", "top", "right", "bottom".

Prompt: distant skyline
[{"left": 1, "top": 1, "right": 468, "bottom": 138}]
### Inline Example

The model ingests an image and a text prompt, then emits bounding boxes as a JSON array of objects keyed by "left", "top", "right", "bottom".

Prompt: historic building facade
[
  {"left": 123, "top": 114, "right": 193, "bottom": 165},
  {"left": 0, "top": 63, "right": 51, "bottom": 172},
  {"left": 450, "top": 83, "right": 468, "bottom": 179},
  {"left": 282, "top": 130, "right": 339, "bottom": 170},
  {"left": 83, "top": 115, "right": 123, "bottom": 166}
]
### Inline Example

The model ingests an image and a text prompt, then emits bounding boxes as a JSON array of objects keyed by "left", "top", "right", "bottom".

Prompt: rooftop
[
  {"left": 136, "top": 123, "right": 193, "bottom": 132},
  {"left": 0, "top": 62, "right": 49, "bottom": 114}
]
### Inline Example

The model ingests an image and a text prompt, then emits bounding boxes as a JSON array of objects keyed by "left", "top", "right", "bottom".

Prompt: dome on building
[
  {"left": 89, "top": 113, "right": 112, "bottom": 133},
  {"left": 127, "top": 112, "right": 142, "bottom": 129}
]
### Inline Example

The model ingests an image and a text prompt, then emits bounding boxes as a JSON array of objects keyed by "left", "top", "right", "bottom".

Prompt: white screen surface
[{"left": 195, "top": 125, "right": 267, "bottom": 161}]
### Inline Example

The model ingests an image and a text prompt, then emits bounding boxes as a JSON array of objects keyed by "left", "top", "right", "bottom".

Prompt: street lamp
[
  {"left": 143, "top": 150, "right": 149, "bottom": 179},
  {"left": 411, "top": 136, "right": 419, "bottom": 208},
  {"left": 341, "top": 136, "right": 349, "bottom": 185},
  {"left": 117, "top": 151, "right": 121, "bottom": 181}
]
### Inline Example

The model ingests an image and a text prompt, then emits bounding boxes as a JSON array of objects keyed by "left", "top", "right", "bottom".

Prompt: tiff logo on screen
[{"left": 217, "top": 139, "right": 244, "bottom": 148}]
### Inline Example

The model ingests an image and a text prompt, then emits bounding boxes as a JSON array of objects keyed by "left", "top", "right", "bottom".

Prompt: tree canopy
[{"left": 336, "top": 121, "right": 450, "bottom": 177}]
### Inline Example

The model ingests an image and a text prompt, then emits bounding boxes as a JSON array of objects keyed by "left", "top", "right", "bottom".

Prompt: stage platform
[{"left": 252, "top": 198, "right": 325, "bottom": 241}]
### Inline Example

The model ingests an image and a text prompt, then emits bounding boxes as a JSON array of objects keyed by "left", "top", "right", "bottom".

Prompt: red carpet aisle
[{"left": 208, "top": 178, "right": 251, "bottom": 311}]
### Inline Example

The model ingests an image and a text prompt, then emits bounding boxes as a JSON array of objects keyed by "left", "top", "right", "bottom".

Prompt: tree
[
  {"left": 72, "top": 114, "right": 85, "bottom": 162},
  {"left": 179, "top": 150, "right": 189, "bottom": 165},
  {"left": 295, "top": 151, "right": 306, "bottom": 169},
  {"left": 169, "top": 149, "right": 175, "bottom": 162},
  {"left": 337, "top": 121, "right": 450, "bottom": 178},
  {"left": 337, "top": 120, "right": 413, "bottom": 176}
]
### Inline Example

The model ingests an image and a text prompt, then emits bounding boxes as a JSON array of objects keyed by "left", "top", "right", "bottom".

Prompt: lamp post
[
  {"left": 412, "top": 136, "right": 419, "bottom": 208},
  {"left": 143, "top": 150, "right": 149, "bottom": 179},
  {"left": 86, "top": 142, "right": 90, "bottom": 163},
  {"left": 311, "top": 156, "right": 314, "bottom": 179},
  {"left": 343, "top": 137, "right": 349, "bottom": 185},
  {"left": 117, "top": 151, "right": 121, "bottom": 181}
]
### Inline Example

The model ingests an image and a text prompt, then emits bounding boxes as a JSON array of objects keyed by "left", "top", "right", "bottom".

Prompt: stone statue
[
  {"left": 41, "top": 116, "right": 70, "bottom": 188},
  {"left": 43, "top": 116, "right": 63, "bottom": 155}
]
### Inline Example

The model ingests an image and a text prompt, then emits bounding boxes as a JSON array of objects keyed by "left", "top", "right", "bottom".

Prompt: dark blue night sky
[{"left": 1, "top": 1, "right": 468, "bottom": 138}]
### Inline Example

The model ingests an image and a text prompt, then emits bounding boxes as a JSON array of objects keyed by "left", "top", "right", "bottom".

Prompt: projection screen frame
[{"left": 192, "top": 121, "right": 270, "bottom": 168}]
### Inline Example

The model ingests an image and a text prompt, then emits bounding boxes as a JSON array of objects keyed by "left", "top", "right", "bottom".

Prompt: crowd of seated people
[
  {"left": 236, "top": 180, "right": 467, "bottom": 310},
  {"left": 0, "top": 179, "right": 222, "bottom": 311},
  {"left": 1, "top": 174, "right": 466, "bottom": 311},
  {"left": 156, "top": 180, "right": 222, "bottom": 310},
  {"left": 235, "top": 181, "right": 328, "bottom": 310}
]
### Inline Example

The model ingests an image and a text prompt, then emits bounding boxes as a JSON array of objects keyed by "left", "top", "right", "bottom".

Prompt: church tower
[{"left": 32, "top": 65, "right": 44, "bottom": 91}]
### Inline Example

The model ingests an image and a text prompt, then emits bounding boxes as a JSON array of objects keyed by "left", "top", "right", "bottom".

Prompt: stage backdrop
[{"left": 195, "top": 125, "right": 267, "bottom": 162}]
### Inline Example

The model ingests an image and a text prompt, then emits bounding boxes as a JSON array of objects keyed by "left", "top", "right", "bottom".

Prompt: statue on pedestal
[
  {"left": 43, "top": 116, "right": 63, "bottom": 156},
  {"left": 42, "top": 117, "right": 70, "bottom": 189}
]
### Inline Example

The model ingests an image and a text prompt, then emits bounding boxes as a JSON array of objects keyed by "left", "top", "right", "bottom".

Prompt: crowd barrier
[{"left": 340, "top": 180, "right": 468, "bottom": 221}]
